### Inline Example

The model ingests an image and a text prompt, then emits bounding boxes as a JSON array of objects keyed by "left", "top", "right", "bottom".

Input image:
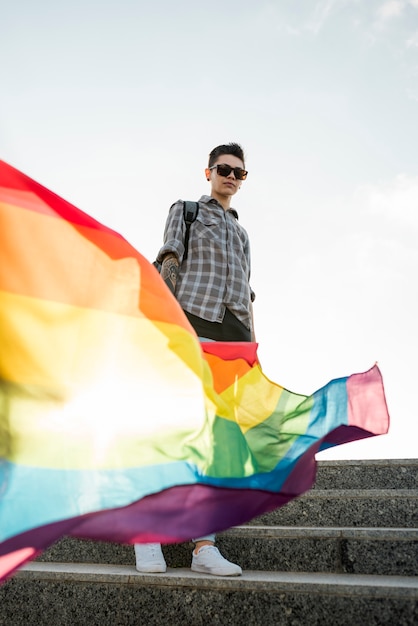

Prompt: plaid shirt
[{"left": 157, "top": 195, "right": 255, "bottom": 330}]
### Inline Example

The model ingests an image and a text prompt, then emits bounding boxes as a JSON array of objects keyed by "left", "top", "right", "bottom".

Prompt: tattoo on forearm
[{"left": 162, "top": 255, "right": 179, "bottom": 292}]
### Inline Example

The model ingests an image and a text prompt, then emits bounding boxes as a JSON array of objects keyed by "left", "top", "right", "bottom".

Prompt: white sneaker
[
  {"left": 134, "top": 543, "right": 167, "bottom": 573},
  {"left": 191, "top": 545, "right": 242, "bottom": 576}
]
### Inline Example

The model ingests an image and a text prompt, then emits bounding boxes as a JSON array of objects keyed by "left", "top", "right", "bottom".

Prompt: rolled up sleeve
[{"left": 156, "top": 201, "right": 186, "bottom": 264}]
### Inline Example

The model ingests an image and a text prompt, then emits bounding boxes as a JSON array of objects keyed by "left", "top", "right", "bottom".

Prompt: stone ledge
[
  {"left": 316, "top": 459, "right": 417, "bottom": 468},
  {"left": 303, "top": 489, "right": 418, "bottom": 498},
  {"left": 16, "top": 563, "right": 418, "bottom": 598},
  {"left": 228, "top": 525, "right": 418, "bottom": 540},
  {"left": 253, "top": 490, "right": 418, "bottom": 527},
  {"left": 314, "top": 458, "right": 418, "bottom": 490}
]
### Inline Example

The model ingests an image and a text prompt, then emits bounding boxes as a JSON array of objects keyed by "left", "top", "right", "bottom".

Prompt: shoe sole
[{"left": 191, "top": 566, "right": 242, "bottom": 576}]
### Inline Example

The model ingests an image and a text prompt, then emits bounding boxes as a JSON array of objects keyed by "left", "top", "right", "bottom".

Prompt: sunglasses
[{"left": 209, "top": 163, "right": 248, "bottom": 180}]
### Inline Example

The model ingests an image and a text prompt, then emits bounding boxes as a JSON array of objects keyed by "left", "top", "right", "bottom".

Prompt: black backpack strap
[{"left": 182, "top": 201, "right": 199, "bottom": 261}]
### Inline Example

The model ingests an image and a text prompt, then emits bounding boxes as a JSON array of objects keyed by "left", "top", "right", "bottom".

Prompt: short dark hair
[{"left": 208, "top": 143, "right": 245, "bottom": 168}]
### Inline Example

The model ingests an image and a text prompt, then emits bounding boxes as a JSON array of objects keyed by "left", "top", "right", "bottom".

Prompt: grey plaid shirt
[{"left": 157, "top": 195, "right": 255, "bottom": 331}]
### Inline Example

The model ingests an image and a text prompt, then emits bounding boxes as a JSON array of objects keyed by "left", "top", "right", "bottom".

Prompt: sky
[{"left": 2, "top": 0, "right": 417, "bottom": 460}]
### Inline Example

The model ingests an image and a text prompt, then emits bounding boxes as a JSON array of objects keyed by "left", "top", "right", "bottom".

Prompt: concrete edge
[
  {"left": 316, "top": 459, "right": 418, "bottom": 468},
  {"left": 14, "top": 563, "right": 418, "bottom": 598},
  {"left": 224, "top": 526, "right": 418, "bottom": 540},
  {"left": 301, "top": 489, "right": 418, "bottom": 499}
]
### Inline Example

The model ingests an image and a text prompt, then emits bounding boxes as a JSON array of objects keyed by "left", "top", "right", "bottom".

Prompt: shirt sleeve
[
  {"left": 156, "top": 201, "right": 186, "bottom": 263},
  {"left": 243, "top": 228, "right": 256, "bottom": 303}
]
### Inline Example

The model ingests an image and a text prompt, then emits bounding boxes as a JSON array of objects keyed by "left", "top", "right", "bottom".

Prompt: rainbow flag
[{"left": 0, "top": 160, "right": 389, "bottom": 583}]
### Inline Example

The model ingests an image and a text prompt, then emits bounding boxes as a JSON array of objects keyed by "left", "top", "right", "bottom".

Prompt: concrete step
[
  {"left": 2, "top": 460, "right": 417, "bottom": 625},
  {"left": 220, "top": 526, "right": 418, "bottom": 577},
  {"left": 314, "top": 458, "right": 418, "bottom": 490},
  {"left": 2, "top": 562, "right": 417, "bottom": 626},
  {"left": 252, "top": 489, "right": 418, "bottom": 528},
  {"left": 38, "top": 526, "right": 418, "bottom": 577}
]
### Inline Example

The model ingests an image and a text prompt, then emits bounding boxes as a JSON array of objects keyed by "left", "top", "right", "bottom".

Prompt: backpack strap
[
  {"left": 182, "top": 201, "right": 199, "bottom": 261},
  {"left": 153, "top": 201, "right": 199, "bottom": 272}
]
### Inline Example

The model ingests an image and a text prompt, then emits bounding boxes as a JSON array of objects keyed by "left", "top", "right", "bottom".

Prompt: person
[{"left": 135, "top": 143, "right": 255, "bottom": 576}]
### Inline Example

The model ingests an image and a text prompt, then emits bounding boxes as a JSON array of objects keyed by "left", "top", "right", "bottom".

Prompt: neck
[{"left": 211, "top": 191, "right": 231, "bottom": 210}]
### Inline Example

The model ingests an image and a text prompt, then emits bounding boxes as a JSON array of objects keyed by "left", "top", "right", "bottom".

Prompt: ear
[{"left": 205, "top": 168, "right": 211, "bottom": 181}]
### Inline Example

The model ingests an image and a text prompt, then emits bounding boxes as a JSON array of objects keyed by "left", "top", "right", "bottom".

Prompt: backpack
[{"left": 153, "top": 201, "right": 199, "bottom": 272}]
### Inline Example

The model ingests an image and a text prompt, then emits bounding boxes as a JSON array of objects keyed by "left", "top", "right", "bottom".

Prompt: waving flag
[{"left": 0, "top": 160, "right": 389, "bottom": 583}]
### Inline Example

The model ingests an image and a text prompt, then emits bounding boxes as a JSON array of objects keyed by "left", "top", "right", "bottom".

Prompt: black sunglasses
[{"left": 209, "top": 163, "right": 248, "bottom": 180}]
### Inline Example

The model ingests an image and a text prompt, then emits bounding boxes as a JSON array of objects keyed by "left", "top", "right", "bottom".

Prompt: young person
[{"left": 135, "top": 143, "right": 255, "bottom": 576}]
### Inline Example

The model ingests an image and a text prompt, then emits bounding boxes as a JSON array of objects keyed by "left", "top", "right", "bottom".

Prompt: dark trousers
[{"left": 184, "top": 308, "right": 251, "bottom": 342}]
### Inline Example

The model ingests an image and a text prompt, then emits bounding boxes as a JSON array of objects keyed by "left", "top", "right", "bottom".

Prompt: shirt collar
[{"left": 199, "top": 195, "right": 239, "bottom": 220}]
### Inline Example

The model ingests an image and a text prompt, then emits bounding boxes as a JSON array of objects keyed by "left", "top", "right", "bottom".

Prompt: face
[{"left": 205, "top": 154, "right": 246, "bottom": 199}]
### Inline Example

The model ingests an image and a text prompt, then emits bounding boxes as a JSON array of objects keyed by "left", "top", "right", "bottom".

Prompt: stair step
[
  {"left": 16, "top": 561, "right": 418, "bottom": 594},
  {"left": 219, "top": 526, "right": 418, "bottom": 576},
  {"left": 252, "top": 489, "right": 418, "bottom": 527},
  {"left": 314, "top": 458, "right": 418, "bottom": 490},
  {"left": 38, "top": 527, "right": 418, "bottom": 577},
  {"left": 2, "top": 460, "right": 417, "bottom": 625},
  {"left": 2, "top": 562, "right": 417, "bottom": 626}
]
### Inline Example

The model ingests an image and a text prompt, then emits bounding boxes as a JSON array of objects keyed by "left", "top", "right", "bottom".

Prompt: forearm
[{"left": 161, "top": 253, "right": 180, "bottom": 295}]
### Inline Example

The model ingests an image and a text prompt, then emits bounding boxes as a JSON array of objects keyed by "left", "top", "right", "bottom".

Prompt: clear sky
[{"left": 2, "top": 0, "right": 417, "bottom": 459}]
